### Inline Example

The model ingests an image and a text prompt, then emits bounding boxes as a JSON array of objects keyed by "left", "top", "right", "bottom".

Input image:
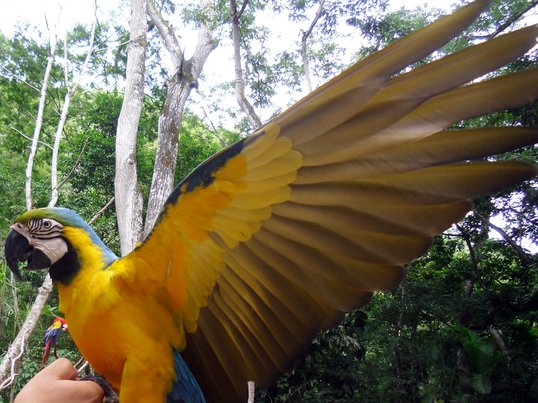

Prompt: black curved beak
[
  {"left": 5, "top": 229, "right": 30, "bottom": 280},
  {"left": 4, "top": 229, "right": 52, "bottom": 280}
]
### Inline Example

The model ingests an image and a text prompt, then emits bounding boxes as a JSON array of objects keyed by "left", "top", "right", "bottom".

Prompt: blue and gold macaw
[{"left": 4, "top": 1, "right": 538, "bottom": 401}]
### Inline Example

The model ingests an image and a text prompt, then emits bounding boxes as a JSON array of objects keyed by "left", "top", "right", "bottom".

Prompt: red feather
[{"left": 40, "top": 317, "right": 68, "bottom": 368}]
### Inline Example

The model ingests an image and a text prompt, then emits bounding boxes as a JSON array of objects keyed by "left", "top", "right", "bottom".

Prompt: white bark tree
[
  {"left": 230, "top": 0, "right": 262, "bottom": 130},
  {"left": 300, "top": 0, "right": 325, "bottom": 93},
  {"left": 115, "top": 0, "right": 147, "bottom": 255},
  {"left": 25, "top": 36, "right": 56, "bottom": 210},
  {"left": 143, "top": 0, "right": 218, "bottom": 236},
  {"left": 50, "top": 21, "right": 97, "bottom": 208}
]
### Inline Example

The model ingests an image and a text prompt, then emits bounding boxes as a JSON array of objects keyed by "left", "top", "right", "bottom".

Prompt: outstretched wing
[{"left": 121, "top": 1, "right": 538, "bottom": 400}]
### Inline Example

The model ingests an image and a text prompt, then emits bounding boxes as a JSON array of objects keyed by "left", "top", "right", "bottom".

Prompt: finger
[
  {"left": 57, "top": 379, "right": 106, "bottom": 403},
  {"left": 41, "top": 358, "right": 78, "bottom": 380}
]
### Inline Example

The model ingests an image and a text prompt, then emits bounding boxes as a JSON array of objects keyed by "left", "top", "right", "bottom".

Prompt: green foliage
[
  {"left": 454, "top": 325, "right": 496, "bottom": 395},
  {"left": 176, "top": 111, "right": 240, "bottom": 183},
  {"left": 258, "top": 313, "right": 367, "bottom": 402}
]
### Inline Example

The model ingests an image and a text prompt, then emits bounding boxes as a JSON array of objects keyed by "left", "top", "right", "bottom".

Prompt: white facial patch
[{"left": 33, "top": 237, "right": 69, "bottom": 265}]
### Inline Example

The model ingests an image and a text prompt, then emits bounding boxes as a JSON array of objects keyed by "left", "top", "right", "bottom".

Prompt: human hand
[{"left": 15, "top": 358, "right": 105, "bottom": 403}]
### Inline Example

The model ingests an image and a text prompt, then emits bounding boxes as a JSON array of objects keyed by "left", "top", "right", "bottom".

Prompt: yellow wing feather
[{"left": 116, "top": 1, "right": 538, "bottom": 401}]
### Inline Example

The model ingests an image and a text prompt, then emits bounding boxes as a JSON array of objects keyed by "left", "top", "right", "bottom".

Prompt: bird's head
[
  {"left": 51, "top": 317, "right": 68, "bottom": 332},
  {"left": 4, "top": 207, "right": 116, "bottom": 284}
]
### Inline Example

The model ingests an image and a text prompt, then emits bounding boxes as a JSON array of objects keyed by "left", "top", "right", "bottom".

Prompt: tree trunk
[
  {"left": 300, "top": 0, "right": 325, "bottom": 93},
  {"left": 394, "top": 276, "right": 406, "bottom": 403},
  {"left": 115, "top": 0, "right": 147, "bottom": 255},
  {"left": 0, "top": 275, "right": 53, "bottom": 391},
  {"left": 230, "top": 0, "right": 262, "bottom": 130},
  {"left": 143, "top": 0, "right": 217, "bottom": 236},
  {"left": 25, "top": 38, "right": 56, "bottom": 210},
  {"left": 50, "top": 22, "right": 97, "bottom": 208},
  {"left": 144, "top": 79, "right": 191, "bottom": 234},
  {"left": 456, "top": 224, "right": 478, "bottom": 396},
  {"left": 474, "top": 209, "right": 531, "bottom": 265}
]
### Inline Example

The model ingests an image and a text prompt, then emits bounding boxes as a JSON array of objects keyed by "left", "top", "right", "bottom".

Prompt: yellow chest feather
[{"left": 55, "top": 228, "right": 181, "bottom": 393}]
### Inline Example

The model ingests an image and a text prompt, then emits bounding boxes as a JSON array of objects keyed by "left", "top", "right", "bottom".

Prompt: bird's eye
[{"left": 43, "top": 220, "right": 52, "bottom": 229}]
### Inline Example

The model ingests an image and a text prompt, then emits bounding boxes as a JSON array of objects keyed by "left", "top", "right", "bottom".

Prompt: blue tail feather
[{"left": 167, "top": 349, "right": 206, "bottom": 403}]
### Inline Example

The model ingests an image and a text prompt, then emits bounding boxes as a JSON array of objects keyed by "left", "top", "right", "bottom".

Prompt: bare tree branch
[
  {"left": 488, "top": 325, "right": 511, "bottom": 363},
  {"left": 236, "top": 0, "right": 250, "bottom": 19},
  {"left": 0, "top": 275, "right": 54, "bottom": 391},
  {"left": 58, "top": 137, "right": 89, "bottom": 190},
  {"left": 472, "top": 0, "right": 538, "bottom": 40},
  {"left": 247, "top": 381, "right": 255, "bottom": 403},
  {"left": 89, "top": 196, "right": 115, "bottom": 225},
  {"left": 25, "top": 33, "right": 56, "bottom": 210},
  {"left": 301, "top": 0, "right": 325, "bottom": 92},
  {"left": 455, "top": 223, "right": 489, "bottom": 292},
  {"left": 146, "top": 0, "right": 184, "bottom": 66},
  {"left": 200, "top": 104, "right": 226, "bottom": 146},
  {"left": 490, "top": 0, "right": 538, "bottom": 38},
  {"left": 49, "top": 10, "right": 98, "bottom": 208},
  {"left": 0, "top": 333, "right": 26, "bottom": 390},
  {"left": 474, "top": 209, "right": 531, "bottom": 265},
  {"left": 9, "top": 127, "right": 53, "bottom": 150},
  {"left": 230, "top": 0, "right": 262, "bottom": 129},
  {"left": 0, "top": 67, "right": 41, "bottom": 93}
]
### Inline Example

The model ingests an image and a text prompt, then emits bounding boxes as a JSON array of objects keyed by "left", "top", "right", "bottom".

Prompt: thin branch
[
  {"left": 58, "top": 137, "right": 89, "bottom": 190},
  {"left": 393, "top": 272, "right": 407, "bottom": 403},
  {"left": 237, "top": 0, "right": 250, "bottom": 19},
  {"left": 456, "top": 224, "right": 512, "bottom": 368},
  {"left": 474, "top": 210, "right": 531, "bottom": 265},
  {"left": 49, "top": 6, "right": 98, "bottom": 208},
  {"left": 62, "top": 31, "right": 69, "bottom": 88},
  {"left": 0, "top": 333, "right": 26, "bottom": 390},
  {"left": 0, "top": 67, "right": 41, "bottom": 93},
  {"left": 455, "top": 223, "right": 489, "bottom": 293},
  {"left": 199, "top": 105, "right": 226, "bottom": 146},
  {"left": 302, "top": 0, "right": 325, "bottom": 41},
  {"left": 92, "top": 34, "right": 142, "bottom": 55},
  {"left": 9, "top": 127, "right": 53, "bottom": 150},
  {"left": 147, "top": 0, "right": 184, "bottom": 68},
  {"left": 301, "top": 0, "right": 325, "bottom": 92},
  {"left": 473, "top": 0, "right": 538, "bottom": 40},
  {"left": 89, "top": 197, "right": 115, "bottom": 225},
  {"left": 456, "top": 224, "right": 479, "bottom": 274},
  {"left": 9, "top": 272, "right": 20, "bottom": 329},
  {"left": 230, "top": 0, "right": 262, "bottom": 129},
  {"left": 69, "top": 10, "right": 98, "bottom": 95},
  {"left": 489, "top": 0, "right": 538, "bottom": 38},
  {"left": 76, "top": 360, "right": 90, "bottom": 375}
]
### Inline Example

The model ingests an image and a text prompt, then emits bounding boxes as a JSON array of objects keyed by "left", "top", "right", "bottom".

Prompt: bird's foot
[{"left": 81, "top": 374, "right": 119, "bottom": 403}]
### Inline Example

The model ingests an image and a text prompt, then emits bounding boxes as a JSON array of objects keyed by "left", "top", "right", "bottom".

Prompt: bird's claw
[{"left": 81, "top": 374, "right": 119, "bottom": 403}]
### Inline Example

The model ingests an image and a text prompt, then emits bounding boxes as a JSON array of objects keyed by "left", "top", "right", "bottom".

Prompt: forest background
[{"left": 0, "top": 0, "right": 537, "bottom": 401}]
